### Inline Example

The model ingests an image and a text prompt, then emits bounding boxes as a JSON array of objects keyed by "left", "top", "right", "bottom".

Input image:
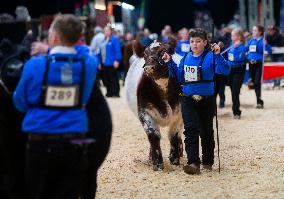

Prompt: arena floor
[{"left": 96, "top": 86, "right": 284, "bottom": 199}]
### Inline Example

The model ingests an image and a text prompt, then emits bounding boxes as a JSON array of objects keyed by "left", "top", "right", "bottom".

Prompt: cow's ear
[{"left": 165, "top": 35, "right": 177, "bottom": 55}]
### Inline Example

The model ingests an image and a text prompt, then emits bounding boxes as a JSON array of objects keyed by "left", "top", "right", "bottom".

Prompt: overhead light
[{"left": 122, "top": 2, "right": 135, "bottom": 10}]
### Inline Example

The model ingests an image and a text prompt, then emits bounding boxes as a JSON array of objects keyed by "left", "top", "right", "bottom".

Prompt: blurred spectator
[
  {"left": 99, "top": 25, "right": 122, "bottom": 97},
  {"left": 175, "top": 27, "right": 190, "bottom": 56},
  {"left": 77, "top": 21, "right": 87, "bottom": 45},
  {"left": 266, "top": 25, "right": 284, "bottom": 48},
  {"left": 90, "top": 26, "right": 105, "bottom": 55},
  {"left": 129, "top": 36, "right": 145, "bottom": 66},
  {"left": 266, "top": 25, "right": 284, "bottom": 89},
  {"left": 244, "top": 30, "right": 252, "bottom": 42},
  {"left": 214, "top": 27, "right": 232, "bottom": 108},
  {"left": 164, "top": 25, "right": 172, "bottom": 35},
  {"left": 216, "top": 26, "right": 233, "bottom": 49},
  {"left": 160, "top": 25, "right": 172, "bottom": 43},
  {"left": 141, "top": 28, "right": 153, "bottom": 47},
  {"left": 123, "top": 32, "right": 134, "bottom": 79},
  {"left": 149, "top": 33, "right": 158, "bottom": 41}
]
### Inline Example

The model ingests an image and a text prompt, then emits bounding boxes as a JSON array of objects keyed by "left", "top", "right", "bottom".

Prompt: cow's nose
[{"left": 144, "top": 66, "right": 152, "bottom": 72}]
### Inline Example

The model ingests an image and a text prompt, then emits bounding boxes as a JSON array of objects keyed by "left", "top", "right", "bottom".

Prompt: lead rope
[
  {"left": 212, "top": 23, "right": 221, "bottom": 173},
  {"left": 0, "top": 78, "right": 12, "bottom": 95}
]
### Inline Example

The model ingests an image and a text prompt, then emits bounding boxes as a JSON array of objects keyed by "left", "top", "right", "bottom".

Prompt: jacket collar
[{"left": 49, "top": 46, "right": 76, "bottom": 55}]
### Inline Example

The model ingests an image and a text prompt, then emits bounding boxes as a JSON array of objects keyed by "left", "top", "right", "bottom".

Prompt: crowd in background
[
  {"left": 1, "top": 14, "right": 284, "bottom": 198},
  {"left": 87, "top": 23, "right": 284, "bottom": 97}
]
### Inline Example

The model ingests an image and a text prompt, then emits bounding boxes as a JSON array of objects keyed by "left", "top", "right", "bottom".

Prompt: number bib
[
  {"left": 181, "top": 43, "right": 190, "bottom": 52},
  {"left": 184, "top": 65, "right": 198, "bottom": 82},
  {"left": 249, "top": 45, "right": 257, "bottom": 52},
  {"left": 45, "top": 85, "right": 79, "bottom": 107},
  {"left": 228, "top": 53, "right": 234, "bottom": 61}
]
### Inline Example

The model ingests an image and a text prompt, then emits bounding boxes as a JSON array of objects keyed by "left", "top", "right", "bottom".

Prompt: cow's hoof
[
  {"left": 169, "top": 157, "right": 180, "bottom": 165},
  {"left": 153, "top": 163, "right": 164, "bottom": 171}
]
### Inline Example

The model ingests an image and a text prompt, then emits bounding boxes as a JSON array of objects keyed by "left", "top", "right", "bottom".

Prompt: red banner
[{"left": 263, "top": 62, "right": 284, "bottom": 81}]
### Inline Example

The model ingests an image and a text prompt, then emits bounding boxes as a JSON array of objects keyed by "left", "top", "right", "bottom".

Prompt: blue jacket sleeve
[
  {"left": 166, "top": 59, "right": 178, "bottom": 77},
  {"left": 235, "top": 45, "right": 246, "bottom": 62},
  {"left": 175, "top": 42, "right": 182, "bottom": 55},
  {"left": 114, "top": 38, "right": 122, "bottom": 62},
  {"left": 245, "top": 40, "right": 251, "bottom": 51},
  {"left": 215, "top": 54, "right": 230, "bottom": 76},
  {"left": 166, "top": 58, "right": 184, "bottom": 82},
  {"left": 13, "top": 60, "right": 33, "bottom": 112}
]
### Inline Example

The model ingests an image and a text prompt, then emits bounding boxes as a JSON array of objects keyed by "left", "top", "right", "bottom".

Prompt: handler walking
[
  {"left": 227, "top": 28, "right": 247, "bottom": 119},
  {"left": 162, "top": 28, "right": 230, "bottom": 175}
]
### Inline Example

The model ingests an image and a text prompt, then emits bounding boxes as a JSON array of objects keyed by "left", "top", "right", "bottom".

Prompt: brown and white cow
[{"left": 125, "top": 39, "right": 184, "bottom": 171}]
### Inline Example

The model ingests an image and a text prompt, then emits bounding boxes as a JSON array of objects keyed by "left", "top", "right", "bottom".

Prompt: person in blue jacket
[
  {"left": 246, "top": 25, "right": 272, "bottom": 109},
  {"left": 99, "top": 25, "right": 122, "bottom": 97},
  {"left": 175, "top": 27, "right": 190, "bottom": 56},
  {"left": 13, "top": 14, "right": 98, "bottom": 199},
  {"left": 227, "top": 28, "right": 247, "bottom": 119},
  {"left": 162, "top": 28, "right": 230, "bottom": 175}
]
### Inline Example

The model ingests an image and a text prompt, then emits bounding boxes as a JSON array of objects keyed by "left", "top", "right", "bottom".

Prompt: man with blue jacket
[
  {"left": 13, "top": 14, "right": 98, "bottom": 199},
  {"left": 99, "top": 25, "right": 122, "bottom": 97}
]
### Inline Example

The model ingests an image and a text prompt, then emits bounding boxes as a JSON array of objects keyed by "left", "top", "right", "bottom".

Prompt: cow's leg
[
  {"left": 168, "top": 124, "right": 183, "bottom": 165},
  {"left": 138, "top": 112, "right": 163, "bottom": 171}
]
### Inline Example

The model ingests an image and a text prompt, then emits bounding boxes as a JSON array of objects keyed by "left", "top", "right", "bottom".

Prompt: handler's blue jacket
[
  {"left": 13, "top": 45, "right": 98, "bottom": 134},
  {"left": 99, "top": 35, "right": 122, "bottom": 66},
  {"left": 246, "top": 37, "right": 272, "bottom": 61},
  {"left": 167, "top": 50, "right": 230, "bottom": 96},
  {"left": 175, "top": 40, "right": 191, "bottom": 57},
  {"left": 227, "top": 43, "right": 247, "bottom": 67}
]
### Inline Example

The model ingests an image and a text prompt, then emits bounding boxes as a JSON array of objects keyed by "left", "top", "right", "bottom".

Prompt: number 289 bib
[
  {"left": 184, "top": 65, "right": 198, "bottom": 82},
  {"left": 45, "top": 85, "right": 79, "bottom": 107}
]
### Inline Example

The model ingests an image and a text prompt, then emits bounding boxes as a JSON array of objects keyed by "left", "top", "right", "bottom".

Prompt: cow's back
[{"left": 125, "top": 56, "right": 145, "bottom": 117}]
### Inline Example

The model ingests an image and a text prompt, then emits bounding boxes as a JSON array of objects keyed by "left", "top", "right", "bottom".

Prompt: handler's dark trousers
[
  {"left": 215, "top": 74, "right": 226, "bottom": 106},
  {"left": 228, "top": 66, "right": 245, "bottom": 116},
  {"left": 249, "top": 62, "right": 264, "bottom": 105},
  {"left": 25, "top": 137, "right": 87, "bottom": 199},
  {"left": 181, "top": 96, "right": 215, "bottom": 166},
  {"left": 102, "top": 66, "right": 120, "bottom": 97}
]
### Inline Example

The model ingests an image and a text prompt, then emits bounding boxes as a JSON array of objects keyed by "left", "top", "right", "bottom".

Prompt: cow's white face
[{"left": 143, "top": 41, "right": 169, "bottom": 79}]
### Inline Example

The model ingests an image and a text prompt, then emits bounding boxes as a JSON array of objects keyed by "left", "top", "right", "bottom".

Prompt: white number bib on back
[
  {"left": 228, "top": 53, "right": 234, "bottom": 61},
  {"left": 184, "top": 65, "right": 198, "bottom": 82},
  {"left": 45, "top": 86, "right": 79, "bottom": 107},
  {"left": 181, "top": 43, "right": 190, "bottom": 52},
  {"left": 249, "top": 45, "right": 257, "bottom": 52}
]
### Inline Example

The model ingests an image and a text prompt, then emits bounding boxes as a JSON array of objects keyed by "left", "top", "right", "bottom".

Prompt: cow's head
[{"left": 143, "top": 36, "right": 177, "bottom": 79}]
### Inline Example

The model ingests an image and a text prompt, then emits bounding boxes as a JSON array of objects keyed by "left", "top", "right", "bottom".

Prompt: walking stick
[{"left": 212, "top": 23, "right": 221, "bottom": 173}]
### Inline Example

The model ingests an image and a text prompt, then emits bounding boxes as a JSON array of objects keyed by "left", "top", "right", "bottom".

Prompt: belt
[
  {"left": 28, "top": 133, "right": 86, "bottom": 141},
  {"left": 249, "top": 60, "right": 262, "bottom": 64},
  {"left": 180, "top": 93, "right": 212, "bottom": 102}
]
